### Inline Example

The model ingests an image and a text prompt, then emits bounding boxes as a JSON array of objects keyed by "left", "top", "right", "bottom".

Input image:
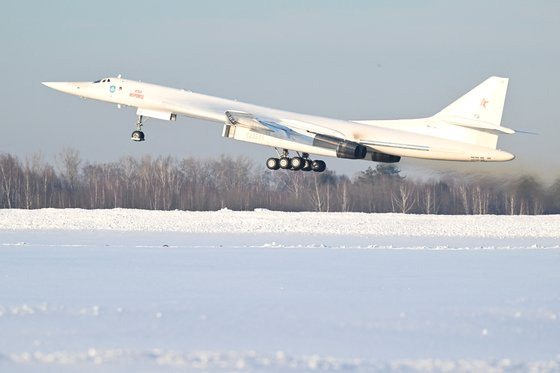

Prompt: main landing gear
[
  {"left": 131, "top": 115, "right": 145, "bottom": 142},
  {"left": 266, "top": 150, "right": 326, "bottom": 172}
]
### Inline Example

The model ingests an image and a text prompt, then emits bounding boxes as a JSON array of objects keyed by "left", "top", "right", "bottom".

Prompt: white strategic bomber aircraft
[{"left": 43, "top": 76, "right": 515, "bottom": 172}]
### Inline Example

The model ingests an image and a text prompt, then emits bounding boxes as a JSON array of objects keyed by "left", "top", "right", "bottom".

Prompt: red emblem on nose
[{"left": 480, "top": 98, "right": 488, "bottom": 108}]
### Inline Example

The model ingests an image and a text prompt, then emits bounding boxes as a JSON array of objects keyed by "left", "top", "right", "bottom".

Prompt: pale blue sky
[{"left": 1, "top": 1, "right": 558, "bottom": 181}]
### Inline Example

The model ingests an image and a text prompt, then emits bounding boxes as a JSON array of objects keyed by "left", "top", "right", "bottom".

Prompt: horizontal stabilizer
[
  {"left": 439, "top": 116, "right": 515, "bottom": 134},
  {"left": 512, "top": 129, "right": 539, "bottom": 135}
]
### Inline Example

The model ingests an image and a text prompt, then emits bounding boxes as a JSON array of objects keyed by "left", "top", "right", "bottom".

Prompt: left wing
[{"left": 222, "top": 110, "right": 367, "bottom": 159}]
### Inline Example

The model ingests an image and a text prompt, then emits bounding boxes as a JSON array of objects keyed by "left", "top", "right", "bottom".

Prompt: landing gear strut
[
  {"left": 265, "top": 150, "right": 326, "bottom": 172},
  {"left": 131, "top": 115, "right": 145, "bottom": 142}
]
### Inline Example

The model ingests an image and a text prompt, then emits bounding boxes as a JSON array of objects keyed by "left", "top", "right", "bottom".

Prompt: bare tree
[
  {"left": 0, "top": 154, "right": 21, "bottom": 208},
  {"left": 339, "top": 176, "right": 351, "bottom": 212},
  {"left": 56, "top": 148, "right": 82, "bottom": 207},
  {"left": 419, "top": 181, "right": 439, "bottom": 214},
  {"left": 392, "top": 180, "right": 417, "bottom": 214}
]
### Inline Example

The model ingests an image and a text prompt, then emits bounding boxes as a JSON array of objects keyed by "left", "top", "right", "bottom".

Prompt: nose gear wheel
[{"left": 131, "top": 115, "right": 146, "bottom": 142}]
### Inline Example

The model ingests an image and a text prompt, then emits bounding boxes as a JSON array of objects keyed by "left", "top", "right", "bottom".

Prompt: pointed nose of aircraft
[{"left": 42, "top": 81, "right": 82, "bottom": 95}]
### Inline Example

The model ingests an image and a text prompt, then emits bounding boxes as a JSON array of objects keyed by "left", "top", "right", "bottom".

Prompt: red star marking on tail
[{"left": 480, "top": 98, "right": 488, "bottom": 109}]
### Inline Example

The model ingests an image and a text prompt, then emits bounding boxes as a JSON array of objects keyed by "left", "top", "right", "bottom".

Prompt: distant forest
[{"left": 1, "top": 149, "right": 559, "bottom": 214}]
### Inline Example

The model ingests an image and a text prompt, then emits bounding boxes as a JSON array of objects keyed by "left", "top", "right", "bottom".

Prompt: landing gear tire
[
  {"left": 266, "top": 157, "right": 280, "bottom": 170},
  {"left": 290, "top": 157, "right": 304, "bottom": 171},
  {"left": 279, "top": 157, "right": 291, "bottom": 169},
  {"left": 312, "top": 160, "right": 326, "bottom": 172},
  {"left": 132, "top": 115, "right": 146, "bottom": 142},
  {"left": 267, "top": 150, "right": 326, "bottom": 172},
  {"left": 131, "top": 130, "right": 145, "bottom": 142}
]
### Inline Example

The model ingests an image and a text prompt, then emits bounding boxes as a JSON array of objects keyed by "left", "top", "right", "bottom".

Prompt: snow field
[
  {"left": 0, "top": 210, "right": 559, "bottom": 372},
  {"left": 0, "top": 208, "right": 559, "bottom": 238}
]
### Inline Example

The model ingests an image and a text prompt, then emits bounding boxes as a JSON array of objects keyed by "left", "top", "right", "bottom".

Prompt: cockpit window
[
  {"left": 93, "top": 79, "right": 101, "bottom": 83},
  {"left": 93, "top": 77, "right": 110, "bottom": 83}
]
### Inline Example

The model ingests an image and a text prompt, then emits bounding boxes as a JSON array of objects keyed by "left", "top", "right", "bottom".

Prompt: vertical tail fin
[
  {"left": 434, "top": 76, "right": 513, "bottom": 149},
  {"left": 436, "top": 76, "right": 508, "bottom": 125}
]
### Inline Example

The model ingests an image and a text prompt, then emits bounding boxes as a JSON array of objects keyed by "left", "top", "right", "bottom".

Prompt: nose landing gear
[{"left": 131, "top": 115, "right": 145, "bottom": 142}]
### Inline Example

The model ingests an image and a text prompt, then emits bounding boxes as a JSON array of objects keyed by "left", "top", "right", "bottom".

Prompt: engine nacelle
[
  {"left": 313, "top": 134, "right": 367, "bottom": 159},
  {"left": 371, "top": 152, "right": 401, "bottom": 163},
  {"left": 336, "top": 140, "right": 367, "bottom": 159}
]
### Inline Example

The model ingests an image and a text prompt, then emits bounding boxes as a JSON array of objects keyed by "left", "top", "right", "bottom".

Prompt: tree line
[{"left": 0, "top": 149, "right": 559, "bottom": 214}]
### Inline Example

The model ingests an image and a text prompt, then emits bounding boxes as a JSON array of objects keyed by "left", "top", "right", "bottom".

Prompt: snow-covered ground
[{"left": 1, "top": 209, "right": 559, "bottom": 372}]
